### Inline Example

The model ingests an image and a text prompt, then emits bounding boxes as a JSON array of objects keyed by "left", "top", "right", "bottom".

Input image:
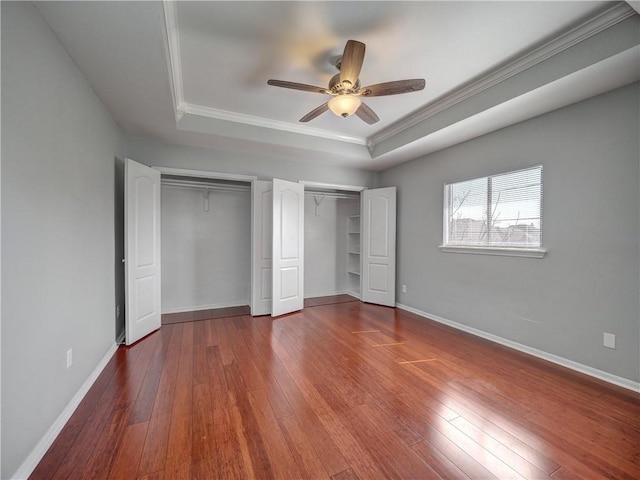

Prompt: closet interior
[
  {"left": 160, "top": 174, "right": 252, "bottom": 314},
  {"left": 304, "top": 187, "right": 362, "bottom": 299},
  {"left": 160, "top": 176, "right": 364, "bottom": 316}
]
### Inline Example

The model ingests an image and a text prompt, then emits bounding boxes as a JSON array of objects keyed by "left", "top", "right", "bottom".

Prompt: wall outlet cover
[{"left": 603, "top": 332, "right": 616, "bottom": 349}]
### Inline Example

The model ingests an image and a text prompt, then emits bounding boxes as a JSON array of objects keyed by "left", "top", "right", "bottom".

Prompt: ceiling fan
[{"left": 267, "top": 40, "right": 425, "bottom": 124}]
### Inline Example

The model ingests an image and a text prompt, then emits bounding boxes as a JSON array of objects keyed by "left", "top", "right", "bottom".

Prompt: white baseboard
[
  {"left": 161, "top": 300, "right": 248, "bottom": 315},
  {"left": 396, "top": 303, "right": 640, "bottom": 393},
  {"left": 12, "top": 342, "right": 120, "bottom": 480}
]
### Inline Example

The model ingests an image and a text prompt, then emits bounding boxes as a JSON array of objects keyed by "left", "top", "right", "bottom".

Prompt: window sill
[{"left": 439, "top": 245, "right": 547, "bottom": 258}]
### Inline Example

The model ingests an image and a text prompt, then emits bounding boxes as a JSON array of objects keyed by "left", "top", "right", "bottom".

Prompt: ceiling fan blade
[
  {"left": 358, "top": 79, "right": 426, "bottom": 97},
  {"left": 355, "top": 102, "right": 379, "bottom": 124},
  {"left": 339, "top": 40, "right": 366, "bottom": 87},
  {"left": 267, "top": 79, "right": 327, "bottom": 94},
  {"left": 299, "top": 103, "right": 329, "bottom": 122}
]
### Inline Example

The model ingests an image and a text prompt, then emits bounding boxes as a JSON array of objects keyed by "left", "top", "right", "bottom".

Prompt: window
[{"left": 441, "top": 165, "right": 545, "bottom": 257}]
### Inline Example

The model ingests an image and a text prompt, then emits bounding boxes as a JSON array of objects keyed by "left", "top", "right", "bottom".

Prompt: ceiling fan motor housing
[{"left": 329, "top": 74, "right": 360, "bottom": 94}]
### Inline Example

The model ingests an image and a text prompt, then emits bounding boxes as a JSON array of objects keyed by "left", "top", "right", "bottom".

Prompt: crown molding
[
  {"left": 163, "top": 0, "right": 366, "bottom": 146},
  {"left": 178, "top": 102, "right": 368, "bottom": 145},
  {"left": 162, "top": 0, "right": 184, "bottom": 122},
  {"left": 370, "top": 2, "right": 637, "bottom": 146},
  {"left": 163, "top": 1, "right": 635, "bottom": 153},
  {"left": 626, "top": 1, "right": 640, "bottom": 15}
]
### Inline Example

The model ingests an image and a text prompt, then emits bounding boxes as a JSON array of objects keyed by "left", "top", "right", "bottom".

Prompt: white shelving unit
[{"left": 347, "top": 214, "right": 361, "bottom": 297}]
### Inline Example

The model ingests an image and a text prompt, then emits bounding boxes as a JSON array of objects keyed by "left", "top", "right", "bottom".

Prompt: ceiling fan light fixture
[{"left": 328, "top": 94, "right": 361, "bottom": 118}]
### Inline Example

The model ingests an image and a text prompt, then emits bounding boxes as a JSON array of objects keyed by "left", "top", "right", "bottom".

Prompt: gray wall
[
  {"left": 126, "top": 136, "right": 378, "bottom": 188},
  {"left": 380, "top": 83, "right": 640, "bottom": 383},
  {"left": 1, "top": 2, "right": 637, "bottom": 478},
  {"left": 1, "top": 3, "right": 125, "bottom": 477}
]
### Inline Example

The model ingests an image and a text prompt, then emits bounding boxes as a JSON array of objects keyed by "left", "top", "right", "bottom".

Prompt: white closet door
[
  {"left": 251, "top": 180, "right": 273, "bottom": 315},
  {"left": 125, "top": 158, "right": 161, "bottom": 344},
  {"left": 272, "top": 179, "right": 304, "bottom": 317},
  {"left": 362, "top": 187, "right": 396, "bottom": 307}
]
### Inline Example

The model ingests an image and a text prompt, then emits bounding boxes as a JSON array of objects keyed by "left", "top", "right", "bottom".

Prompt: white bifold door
[
  {"left": 271, "top": 179, "right": 305, "bottom": 317},
  {"left": 361, "top": 187, "right": 397, "bottom": 307},
  {"left": 125, "top": 158, "right": 162, "bottom": 345},
  {"left": 251, "top": 180, "right": 273, "bottom": 316},
  {"left": 251, "top": 181, "right": 396, "bottom": 316}
]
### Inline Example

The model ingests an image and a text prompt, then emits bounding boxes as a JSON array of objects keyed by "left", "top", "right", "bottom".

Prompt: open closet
[
  {"left": 301, "top": 182, "right": 396, "bottom": 305},
  {"left": 124, "top": 159, "right": 396, "bottom": 345},
  {"left": 303, "top": 186, "right": 362, "bottom": 299},
  {"left": 124, "top": 160, "right": 258, "bottom": 344},
  {"left": 160, "top": 175, "right": 252, "bottom": 314}
]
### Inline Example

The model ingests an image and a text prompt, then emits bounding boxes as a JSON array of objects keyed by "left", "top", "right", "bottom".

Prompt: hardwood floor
[
  {"left": 162, "top": 305, "right": 252, "bottom": 325},
  {"left": 31, "top": 301, "right": 639, "bottom": 479},
  {"left": 161, "top": 295, "right": 357, "bottom": 325}
]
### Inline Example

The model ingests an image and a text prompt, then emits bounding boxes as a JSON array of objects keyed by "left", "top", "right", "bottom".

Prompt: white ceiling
[{"left": 35, "top": 1, "right": 640, "bottom": 171}]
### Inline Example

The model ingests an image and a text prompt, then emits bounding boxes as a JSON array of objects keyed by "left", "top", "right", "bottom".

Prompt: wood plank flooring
[
  {"left": 161, "top": 294, "right": 356, "bottom": 325},
  {"left": 31, "top": 300, "right": 640, "bottom": 479},
  {"left": 162, "top": 306, "right": 251, "bottom": 325}
]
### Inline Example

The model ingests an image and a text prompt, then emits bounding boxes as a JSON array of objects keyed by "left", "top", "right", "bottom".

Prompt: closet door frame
[
  {"left": 153, "top": 167, "right": 259, "bottom": 314},
  {"left": 299, "top": 181, "right": 366, "bottom": 193}
]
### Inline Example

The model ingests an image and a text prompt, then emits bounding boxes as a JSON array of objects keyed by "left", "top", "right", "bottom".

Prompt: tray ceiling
[{"left": 35, "top": 1, "right": 640, "bottom": 170}]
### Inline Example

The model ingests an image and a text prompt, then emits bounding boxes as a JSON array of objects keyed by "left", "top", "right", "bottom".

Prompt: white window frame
[{"left": 439, "top": 165, "right": 546, "bottom": 258}]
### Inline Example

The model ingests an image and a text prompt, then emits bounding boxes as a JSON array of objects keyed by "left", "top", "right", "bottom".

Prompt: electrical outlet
[
  {"left": 66, "top": 349, "right": 73, "bottom": 368},
  {"left": 603, "top": 333, "right": 616, "bottom": 349},
  {"left": 402, "top": 284, "right": 407, "bottom": 293}
]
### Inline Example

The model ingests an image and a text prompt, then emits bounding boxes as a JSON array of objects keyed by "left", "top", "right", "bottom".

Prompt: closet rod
[
  {"left": 304, "top": 191, "right": 360, "bottom": 200},
  {"left": 161, "top": 180, "right": 250, "bottom": 193}
]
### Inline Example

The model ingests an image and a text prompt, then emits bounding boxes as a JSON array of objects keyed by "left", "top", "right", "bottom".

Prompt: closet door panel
[
  {"left": 125, "top": 158, "right": 161, "bottom": 345},
  {"left": 362, "top": 187, "right": 396, "bottom": 307},
  {"left": 272, "top": 179, "right": 304, "bottom": 317},
  {"left": 251, "top": 180, "right": 273, "bottom": 315}
]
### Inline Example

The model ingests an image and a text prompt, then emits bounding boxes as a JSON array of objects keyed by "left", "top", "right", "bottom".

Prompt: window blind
[{"left": 444, "top": 165, "right": 543, "bottom": 249}]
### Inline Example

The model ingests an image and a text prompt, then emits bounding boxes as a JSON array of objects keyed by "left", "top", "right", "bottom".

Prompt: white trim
[
  {"left": 116, "top": 331, "right": 125, "bottom": 346},
  {"left": 439, "top": 245, "right": 547, "bottom": 258},
  {"left": 396, "top": 303, "right": 640, "bottom": 393},
  {"left": 299, "top": 180, "right": 366, "bottom": 192},
  {"left": 625, "top": 1, "right": 640, "bottom": 15},
  {"left": 162, "top": 0, "right": 184, "bottom": 122},
  {"left": 179, "top": 102, "right": 368, "bottom": 146},
  {"left": 161, "top": 300, "right": 249, "bottom": 315},
  {"left": 12, "top": 342, "right": 120, "bottom": 480},
  {"left": 370, "top": 2, "right": 636, "bottom": 146},
  {"left": 152, "top": 166, "right": 257, "bottom": 183}
]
